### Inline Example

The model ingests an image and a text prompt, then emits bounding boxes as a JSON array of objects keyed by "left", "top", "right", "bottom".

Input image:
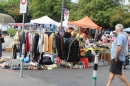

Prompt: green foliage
[
  {"left": 69, "top": 0, "right": 130, "bottom": 29},
  {"left": 0, "top": 0, "right": 22, "bottom": 22},
  {"left": 1, "top": 0, "right": 130, "bottom": 29},
  {"left": 29, "top": 0, "right": 71, "bottom": 22},
  {"left": 7, "top": 28, "right": 17, "bottom": 36}
]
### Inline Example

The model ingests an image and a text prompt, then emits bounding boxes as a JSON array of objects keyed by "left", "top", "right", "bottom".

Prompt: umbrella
[
  {"left": 123, "top": 28, "right": 130, "bottom": 32},
  {"left": 0, "top": 13, "right": 15, "bottom": 23}
]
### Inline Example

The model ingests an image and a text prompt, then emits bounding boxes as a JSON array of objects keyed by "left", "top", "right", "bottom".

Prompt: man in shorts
[{"left": 106, "top": 24, "right": 130, "bottom": 86}]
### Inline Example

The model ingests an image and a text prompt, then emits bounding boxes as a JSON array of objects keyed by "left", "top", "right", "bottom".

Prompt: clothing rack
[
  {"left": 10, "top": 30, "right": 39, "bottom": 70},
  {"left": 10, "top": 29, "right": 56, "bottom": 70}
]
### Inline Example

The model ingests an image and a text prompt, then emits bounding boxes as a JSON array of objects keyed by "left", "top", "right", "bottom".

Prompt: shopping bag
[{"left": 124, "top": 56, "right": 129, "bottom": 65}]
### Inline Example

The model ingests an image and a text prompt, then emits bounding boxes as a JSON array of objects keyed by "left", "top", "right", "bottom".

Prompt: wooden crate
[{"left": 6, "top": 47, "right": 12, "bottom": 52}]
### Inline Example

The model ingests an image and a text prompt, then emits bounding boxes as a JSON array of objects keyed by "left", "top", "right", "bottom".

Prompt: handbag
[
  {"left": 124, "top": 56, "right": 129, "bottom": 65},
  {"left": 126, "top": 55, "right": 130, "bottom": 59},
  {"left": 1, "top": 38, "right": 5, "bottom": 43}
]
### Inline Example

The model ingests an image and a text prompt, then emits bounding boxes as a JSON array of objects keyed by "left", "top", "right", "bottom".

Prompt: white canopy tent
[
  {"left": 30, "top": 16, "right": 58, "bottom": 25},
  {"left": 0, "top": 23, "right": 8, "bottom": 31},
  {"left": 56, "top": 20, "right": 68, "bottom": 27}
]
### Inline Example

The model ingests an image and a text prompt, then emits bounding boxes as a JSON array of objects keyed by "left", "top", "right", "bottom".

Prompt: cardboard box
[{"left": 6, "top": 47, "right": 12, "bottom": 52}]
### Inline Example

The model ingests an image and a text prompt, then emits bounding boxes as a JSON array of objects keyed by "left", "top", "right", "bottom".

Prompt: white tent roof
[
  {"left": 56, "top": 20, "right": 68, "bottom": 27},
  {"left": 30, "top": 16, "right": 58, "bottom": 25}
]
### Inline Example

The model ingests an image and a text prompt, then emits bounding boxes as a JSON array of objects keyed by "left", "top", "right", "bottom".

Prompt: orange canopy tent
[{"left": 68, "top": 16, "right": 102, "bottom": 30}]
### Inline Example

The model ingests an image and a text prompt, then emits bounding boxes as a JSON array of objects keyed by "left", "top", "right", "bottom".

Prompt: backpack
[{"left": 66, "top": 38, "right": 80, "bottom": 62}]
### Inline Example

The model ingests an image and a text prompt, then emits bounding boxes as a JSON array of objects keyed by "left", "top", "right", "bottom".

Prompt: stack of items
[
  {"left": 0, "top": 58, "right": 10, "bottom": 69},
  {"left": 0, "top": 62, "right": 10, "bottom": 69},
  {"left": 11, "top": 62, "right": 57, "bottom": 70},
  {"left": 12, "top": 64, "right": 47, "bottom": 70}
]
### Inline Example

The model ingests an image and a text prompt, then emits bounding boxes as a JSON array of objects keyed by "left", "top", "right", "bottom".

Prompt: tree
[
  {"left": 69, "top": 2, "right": 79, "bottom": 21},
  {"left": 0, "top": 0, "right": 22, "bottom": 22},
  {"left": 0, "top": 0, "right": 32, "bottom": 22},
  {"left": 69, "top": 0, "right": 130, "bottom": 28},
  {"left": 29, "top": 0, "right": 71, "bottom": 22},
  {"left": 1, "top": 0, "right": 130, "bottom": 28},
  {"left": 69, "top": 0, "right": 117, "bottom": 28}
]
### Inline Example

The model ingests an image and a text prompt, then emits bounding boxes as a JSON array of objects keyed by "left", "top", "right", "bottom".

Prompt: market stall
[
  {"left": 2, "top": 16, "right": 59, "bottom": 70},
  {"left": 68, "top": 16, "right": 102, "bottom": 30},
  {"left": 64, "top": 16, "right": 111, "bottom": 68},
  {"left": 30, "top": 16, "right": 58, "bottom": 25}
]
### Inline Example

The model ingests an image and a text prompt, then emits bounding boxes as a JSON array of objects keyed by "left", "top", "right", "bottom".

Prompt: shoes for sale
[
  {"left": 13, "top": 65, "right": 18, "bottom": 70},
  {"left": 42, "top": 65, "right": 47, "bottom": 70},
  {"left": 0, "top": 62, "right": 10, "bottom": 69}
]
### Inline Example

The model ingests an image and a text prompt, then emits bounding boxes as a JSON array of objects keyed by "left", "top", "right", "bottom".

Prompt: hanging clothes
[
  {"left": 53, "top": 34, "right": 58, "bottom": 53},
  {"left": 38, "top": 34, "right": 44, "bottom": 53},
  {"left": 58, "top": 32, "right": 65, "bottom": 60},
  {"left": 52, "top": 36, "right": 58, "bottom": 61},
  {"left": 66, "top": 38, "right": 80, "bottom": 62},
  {"left": 53, "top": 34, "right": 60, "bottom": 60},
  {"left": 34, "top": 34, "right": 39, "bottom": 53},
  {"left": 12, "top": 31, "right": 20, "bottom": 59},
  {"left": 31, "top": 34, "right": 39, "bottom": 53},
  {"left": 19, "top": 32, "right": 25, "bottom": 57},
  {"left": 52, "top": 25, "right": 56, "bottom": 31},
  {"left": 25, "top": 33, "right": 30, "bottom": 53},
  {"left": 13, "top": 31, "right": 20, "bottom": 45},
  {"left": 31, "top": 34, "right": 40, "bottom": 61},
  {"left": 48, "top": 33, "right": 54, "bottom": 54},
  {"left": 13, "top": 44, "right": 17, "bottom": 59},
  {"left": 53, "top": 35, "right": 57, "bottom": 52},
  {"left": 29, "top": 32, "right": 33, "bottom": 52},
  {"left": 43, "top": 34, "right": 49, "bottom": 52}
]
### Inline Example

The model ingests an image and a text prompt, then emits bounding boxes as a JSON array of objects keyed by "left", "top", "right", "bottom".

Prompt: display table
[
  {"left": 81, "top": 47, "right": 111, "bottom": 63},
  {"left": 82, "top": 47, "right": 108, "bottom": 52}
]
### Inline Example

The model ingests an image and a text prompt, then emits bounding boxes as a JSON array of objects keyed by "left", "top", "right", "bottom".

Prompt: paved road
[
  {"left": 13, "top": 65, "right": 130, "bottom": 86},
  {"left": 1, "top": 52, "right": 130, "bottom": 86},
  {"left": 0, "top": 69, "right": 58, "bottom": 86}
]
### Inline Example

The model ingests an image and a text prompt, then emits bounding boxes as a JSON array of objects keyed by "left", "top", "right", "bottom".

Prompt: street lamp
[{"left": 60, "top": 0, "right": 64, "bottom": 32}]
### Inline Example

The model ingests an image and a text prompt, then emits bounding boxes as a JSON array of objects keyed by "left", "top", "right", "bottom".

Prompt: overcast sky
[{"left": 71, "top": 0, "right": 79, "bottom": 3}]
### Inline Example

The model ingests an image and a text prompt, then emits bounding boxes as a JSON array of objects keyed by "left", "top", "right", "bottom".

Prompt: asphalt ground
[{"left": 1, "top": 51, "right": 130, "bottom": 86}]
